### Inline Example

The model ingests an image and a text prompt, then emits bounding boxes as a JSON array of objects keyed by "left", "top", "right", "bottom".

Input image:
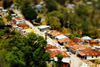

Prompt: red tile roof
[
  {"left": 64, "top": 42, "right": 78, "bottom": 47},
  {"left": 77, "top": 48, "right": 100, "bottom": 56},
  {"left": 46, "top": 49, "right": 70, "bottom": 58},
  {"left": 58, "top": 38, "right": 73, "bottom": 43},
  {"left": 18, "top": 23, "right": 29, "bottom": 27}
]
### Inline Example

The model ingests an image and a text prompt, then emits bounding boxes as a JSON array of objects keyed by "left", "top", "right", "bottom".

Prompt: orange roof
[
  {"left": 46, "top": 49, "right": 70, "bottom": 58},
  {"left": 77, "top": 48, "right": 100, "bottom": 56},
  {"left": 71, "top": 38, "right": 83, "bottom": 42},
  {"left": 64, "top": 42, "right": 78, "bottom": 47},
  {"left": 46, "top": 44, "right": 57, "bottom": 49},
  {"left": 89, "top": 40, "right": 99, "bottom": 44},
  {"left": 12, "top": 17, "right": 22, "bottom": 21},
  {"left": 70, "top": 44, "right": 91, "bottom": 51},
  {"left": 47, "top": 30, "right": 67, "bottom": 37},
  {"left": 58, "top": 38, "right": 73, "bottom": 43},
  {"left": 18, "top": 23, "right": 29, "bottom": 27}
]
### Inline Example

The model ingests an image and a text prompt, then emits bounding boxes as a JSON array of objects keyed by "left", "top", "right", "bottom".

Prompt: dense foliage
[{"left": 0, "top": 19, "right": 50, "bottom": 67}]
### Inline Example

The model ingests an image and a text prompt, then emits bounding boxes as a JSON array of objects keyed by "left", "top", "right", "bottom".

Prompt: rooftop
[
  {"left": 47, "top": 30, "right": 67, "bottom": 37},
  {"left": 46, "top": 49, "right": 70, "bottom": 58},
  {"left": 77, "top": 48, "right": 100, "bottom": 56},
  {"left": 18, "top": 23, "right": 29, "bottom": 27},
  {"left": 58, "top": 38, "right": 73, "bottom": 43},
  {"left": 70, "top": 44, "right": 91, "bottom": 51},
  {"left": 46, "top": 44, "right": 57, "bottom": 49},
  {"left": 64, "top": 42, "right": 78, "bottom": 47}
]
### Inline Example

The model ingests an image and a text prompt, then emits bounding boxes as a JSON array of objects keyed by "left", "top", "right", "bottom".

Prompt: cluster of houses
[
  {"left": 5, "top": 15, "right": 37, "bottom": 36},
  {"left": 37, "top": 27, "right": 100, "bottom": 66},
  {"left": 45, "top": 43, "right": 70, "bottom": 67}
]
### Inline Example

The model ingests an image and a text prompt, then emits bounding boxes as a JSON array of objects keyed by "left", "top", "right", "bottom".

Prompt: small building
[
  {"left": 77, "top": 48, "right": 100, "bottom": 60},
  {"left": 38, "top": 25, "right": 51, "bottom": 32},
  {"left": 17, "top": 23, "right": 29, "bottom": 29},
  {"left": 89, "top": 40, "right": 99, "bottom": 45},
  {"left": 2, "top": 9, "right": 8, "bottom": 13},
  {"left": 11, "top": 14, "right": 17, "bottom": 17},
  {"left": 81, "top": 36, "right": 92, "bottom": 43},
  {"left": 71, "top": 37, "right": 83, "bottom": 43},
  {"left": 58, "top": 38, "right": 73, "bottom": 45},
  {"left": 47, "top": 30, "right": 67, "bottom": 39},
  {"left": 53, "top": 57, "right": 70, "bottom": 67},
  {"left": 55, "top": 34, "right": 68, "bottom": 40},
  {"left": 12, "top": 17, "right": 24, "bottom": 24},
  {"left": 70, "top": 44, "right": 91, "bottom": 54}
]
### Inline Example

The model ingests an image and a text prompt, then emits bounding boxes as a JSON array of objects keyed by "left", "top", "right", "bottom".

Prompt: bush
[
  {"left": 35, "top": 17, "right": 41, "bottom": 23},
  {"left": 8, "top": 10, "right": 14, "bottom": 15}
]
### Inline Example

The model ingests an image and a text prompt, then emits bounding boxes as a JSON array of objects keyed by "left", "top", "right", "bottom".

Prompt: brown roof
[
  {"left": 46, "top": 44, "right": 57, "bottom": 49},
  {"left": 58, "top": 38, "right": 73, "bottom": 43},
  {"left": 46, "top": 49, "right": 70, "bottom": 58},
  {"left": 70, "top": 44, "right": 91, "bottom": 51},
  {"left": 64, "top": 42, "right": 78, "bottom": 47},
  {"left": 47, "top": 30, "right": 68, "bottom": 37},
  {"left": 89, "top": 40, "right": 99, "bottom": 44},
  {"left": 77, "top": 48, "right": 100, "bottom": 56},
  {"left": 18, "top": 23, "right": 29, "bottom": 27},
  {"left": 71, "top": 38, "right": 83, "bottom": 43}
]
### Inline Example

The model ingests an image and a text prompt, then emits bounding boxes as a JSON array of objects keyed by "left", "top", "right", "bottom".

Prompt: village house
[
  {"left": 71, "top": 37, "right": 83, "bottom": 43},
  {"left": 69, "top": 44, "right": 91, "bottom": 54},
  {"left": 17, "top": 23, "right": 29, "bottom": 29},
  {"left": 12, "top": 17, "right": 25, "bottom": 24},
  {"left": 58, "top": 38, "right": 73, "bottom": 45},
  {"left": 46, "top": 44, "right": 70, "bottom": 67},
  {"left": 89, "top": 40, "right": 99, "bottom": 45},
  {"left": 76, "top": 48, "right": 100, "bottom": 60},
  {"left": 46, "top": 30, "right": 68, "bottom": 39},
  {"left": 64, "top": 42, "right": 79, "bottom": 51},
  {"left": 38, "top": 25, "right": 51, "bottom": 32},
  {"left": 55, "top": 34, "right": 68, "bottom": 40}
]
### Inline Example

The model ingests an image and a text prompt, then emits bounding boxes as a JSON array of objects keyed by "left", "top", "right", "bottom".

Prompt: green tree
[
  {"left": 21, "top": 7, "right": 37, "bottom": 22},
  {"left": 0, "top": 18, "right": 4, "bottom": 29},
  {"left": 56, "top": 54, "right": 63, "bottom": 67},
  {"left": 6, "top": 15, "right": 12, "bottom": 21},
  {"left": 0, "top": 32, "right": 50, "bottom": 67},
  {"left": 35, "top": 17, "right": 41, "bottom": 23},
  {"left": 45, "top": 0, "right": 57, "bottom": 12},
  {"left": 8, "top": 10, "right": 14, "bottom": 15},
  {"left": 3, "top": 0, "right": 13, "bottom": 9},
  {"left": 56, "top": 0, "right": 66, "bottom": 5}
]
